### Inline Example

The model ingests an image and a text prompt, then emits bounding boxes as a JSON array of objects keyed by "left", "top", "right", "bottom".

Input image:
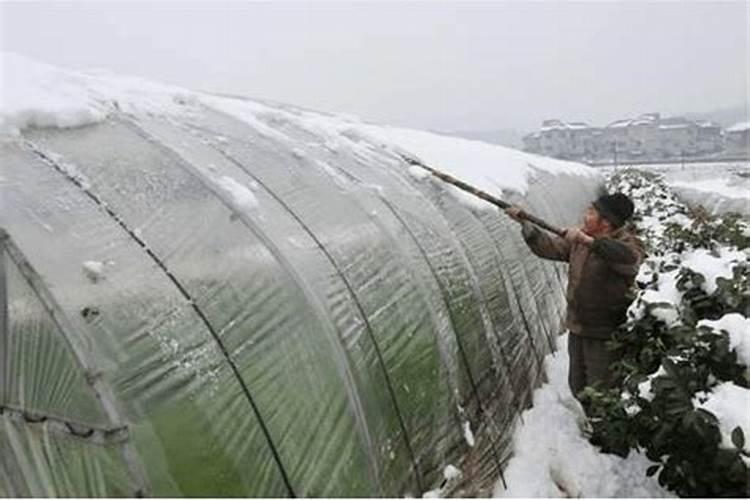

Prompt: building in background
[
  {"left": 724, "top": 121, "right": 750, "bottom": 157},
  {"left": 522, "top": 113, "right": 733, "bottom": 163}
]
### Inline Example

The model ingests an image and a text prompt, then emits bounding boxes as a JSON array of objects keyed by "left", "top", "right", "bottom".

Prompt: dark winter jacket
[{"left": 521, "top": 222, "right": 645, "bottom": 339}]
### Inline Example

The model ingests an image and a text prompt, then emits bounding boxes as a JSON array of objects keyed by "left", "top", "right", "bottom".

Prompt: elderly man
[{"left": 506, "top": 193, "right": 644, "bottom": 399}]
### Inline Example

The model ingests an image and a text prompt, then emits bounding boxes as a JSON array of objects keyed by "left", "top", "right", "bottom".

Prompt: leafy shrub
[{"left": 581, "top": 169, "right": 749, "bottom": 497}]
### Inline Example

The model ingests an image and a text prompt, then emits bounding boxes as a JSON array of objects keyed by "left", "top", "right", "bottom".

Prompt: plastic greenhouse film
[
  {"left": 2, "top": 253, "right": 107, "bottom": 426},
  {"left": 131, "top": 113, "right": 407, "bottom": 496},
  {"left": 302, "top": 139, "right": 528, "bottom": 475},
  {"left": 1, "top": 416, "right": 132, "bottom": 497},
  {"left": 171, "top": 109, "right": 460, "bottom": 494},
  {"left": 1, "top": 141, "right": 289, "bottom": 496},
  {"left": 177, "top": 109, "right": 516, "bottom": 488},
  {"left": 24, "top": 119, "right": 405, "bottom": 497},
  {"left": 1, "top": 100, "right": 605, "bottom": 497}
]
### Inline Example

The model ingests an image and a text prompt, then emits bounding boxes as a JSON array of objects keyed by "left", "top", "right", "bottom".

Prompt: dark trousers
[{"left": 567, "top": 333, "right": 617, "bottom": 399}]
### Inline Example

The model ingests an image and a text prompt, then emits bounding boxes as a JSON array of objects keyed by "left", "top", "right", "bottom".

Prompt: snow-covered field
[{"left": 601, "top": 162, "right": 749, "bottom": 218}]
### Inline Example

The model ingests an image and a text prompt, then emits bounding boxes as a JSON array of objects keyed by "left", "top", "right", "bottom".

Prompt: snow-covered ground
[
  {"left": 602, "top": 162, "right": 749, "bottom": 218},
  {"left": 493, "top": 334, "right": 672, "bottom": 498}
]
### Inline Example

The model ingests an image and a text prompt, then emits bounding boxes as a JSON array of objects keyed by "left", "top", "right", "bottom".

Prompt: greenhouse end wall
[{"left": 0, "top": 106, "right": 601, "bottom": 497}]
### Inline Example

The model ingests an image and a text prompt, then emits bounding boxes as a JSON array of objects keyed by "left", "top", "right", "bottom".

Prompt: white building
[
  {"left": 523, "top": 113, "right": 725, "bottom": 162},
  {"left": 725, "top": 121, "right": 750, "bottom": 156}
]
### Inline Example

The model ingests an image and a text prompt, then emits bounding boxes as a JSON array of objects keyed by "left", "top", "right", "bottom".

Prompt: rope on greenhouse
[
  {"left": 201, "top": 136, "right": 425, "bottom": 495},
  {"left": 24, "top": 141, "right": 297, "bottom": 498},
  {"left": 0, "top": 405, "right": 130, "bottom": 445}
]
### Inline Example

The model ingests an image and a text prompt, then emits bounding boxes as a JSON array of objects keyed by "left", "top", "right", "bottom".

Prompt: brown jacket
[{"left": 521, "top": 222, "right": 645, "bottom": 339}]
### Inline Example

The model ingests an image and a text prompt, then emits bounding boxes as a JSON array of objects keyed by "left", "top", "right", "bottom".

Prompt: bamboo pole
[{"left": 401, "top": 155, "right": 567, "bottom": 237}]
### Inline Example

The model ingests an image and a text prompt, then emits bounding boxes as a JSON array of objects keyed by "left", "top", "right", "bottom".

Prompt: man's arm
[{"left": 520, "top": 221, "right": 572, "bottom": 262}]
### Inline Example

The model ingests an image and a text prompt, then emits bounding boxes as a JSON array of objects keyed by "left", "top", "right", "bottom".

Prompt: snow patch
[
  {"left": 446, "top": 184, "right": 496, "bottom": 213},
  {"left": 443, "top": 464, "right": 462, "bottom": 481},
  {"left": 637, "top": 366, "right": 667, "bottom": 402},
  {"left": 199, "top": 95, "right": 292, "bottom": 144},
  {"left": 694, "top": 382, "right": 750, "bottom": 450},
  {"left": 215, "top": 176, "right": 259, "bottom": 210},
  {"left": 462, "top": 421, "right": 475, "bottom": 448},
  {"left": 82, "top": 260, "right": 106, "bottom": 283},
  {"left": 681, "top": 248, "right": 745, "bottom": 295},
  {"left": 0, "top": 52, "right": 196, "bottom": 136},
  {"left": 698, "top": 313, "right": 750, "bottom": 366},
  {"left": 408, "top": 165, "right": 431, "bottom": 180},
  {"left": 726, "top": 121, "right": 750, "bottom": 132},
  {"left": 669, "top": 178, "right": 749, "bottom": 201},
  {"left": 495, "top": 334, "right": 672, "bottom": 498},
  {"left": 359, "top": 125, "right": 599, "bottom": 196}
]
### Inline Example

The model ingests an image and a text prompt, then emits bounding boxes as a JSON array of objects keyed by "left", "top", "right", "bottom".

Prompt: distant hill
[
  {"left": 684, "top": 103, "right": 748, "bottom": 128},
  {"left": 438, "top": 128, "right": 524, "bottom": 149}
]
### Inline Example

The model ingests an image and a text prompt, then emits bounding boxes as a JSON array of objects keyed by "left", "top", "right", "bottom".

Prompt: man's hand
[
  {"left": 505, "top": 206, "right": 525, "bottom": 223},
  {"left": 564, "top": 227, "right": 594, "bottom": 246}
]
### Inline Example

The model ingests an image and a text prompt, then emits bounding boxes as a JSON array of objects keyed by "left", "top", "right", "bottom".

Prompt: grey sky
[{"left": 2, "top": 1, "right": 748, "bottom": 132}]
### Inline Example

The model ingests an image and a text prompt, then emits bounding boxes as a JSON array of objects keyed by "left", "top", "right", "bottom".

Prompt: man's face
[{"left": 582, "top": 206, "right": 611, "bottom": 236}]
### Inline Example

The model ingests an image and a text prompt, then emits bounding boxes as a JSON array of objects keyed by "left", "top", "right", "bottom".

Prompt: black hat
[{"left": 593, "top": 192, "right": 634, "bottom": 228}]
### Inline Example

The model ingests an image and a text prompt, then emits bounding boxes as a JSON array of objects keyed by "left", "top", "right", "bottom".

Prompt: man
[{"left": 506, "top": 193, "right": 644, "bottom": 399}]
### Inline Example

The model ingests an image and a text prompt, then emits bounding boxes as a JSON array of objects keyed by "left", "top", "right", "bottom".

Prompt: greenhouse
[{"left": 0, "top": 56, "right": 603, "bottom": 497}]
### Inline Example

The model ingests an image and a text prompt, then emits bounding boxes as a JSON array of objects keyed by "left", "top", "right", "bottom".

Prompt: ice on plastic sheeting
[
  {"left": 443, "top": 464, "right": 461, "bottom": 481},
  {"left": 462, "top": 420, "right": 476, "bottom": 447},
  {"left": 215, "top": 175, "right": 259, "bottom": 210},
  {"left": 408, "top": 165, "right": 431, "bottom": 180},
  {"left": 82, "top": 260, "right": 106, "bottom": 283}
]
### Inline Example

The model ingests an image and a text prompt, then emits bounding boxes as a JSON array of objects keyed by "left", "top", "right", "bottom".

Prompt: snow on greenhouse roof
[
  {"left": 354, "top": 125, "right": 597, "bottom": 196},
  {"left": 0, "top": 52, "right": 197, "bottom": 134},
  {"left": 1, "top": 51, "right": 598, "bottom": 197}
]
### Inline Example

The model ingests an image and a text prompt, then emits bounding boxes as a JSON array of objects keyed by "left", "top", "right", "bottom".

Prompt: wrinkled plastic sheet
[{"left": 0, "top": 110, "right": 600, "bottom": 497}]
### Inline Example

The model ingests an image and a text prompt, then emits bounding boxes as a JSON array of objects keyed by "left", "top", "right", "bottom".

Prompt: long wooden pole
[{"left": 401, "top": 155, "right": 567, "bottom": 237}]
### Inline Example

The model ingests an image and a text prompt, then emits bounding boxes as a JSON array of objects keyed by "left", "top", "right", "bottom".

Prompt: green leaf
[{"left": 731, "top": 426, "right": 745, "bottom": 449}]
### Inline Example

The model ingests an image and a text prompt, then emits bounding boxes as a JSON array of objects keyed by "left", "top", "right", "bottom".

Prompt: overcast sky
[{"left": 2, "top": 1, "right": 748, "bottom": 132}]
